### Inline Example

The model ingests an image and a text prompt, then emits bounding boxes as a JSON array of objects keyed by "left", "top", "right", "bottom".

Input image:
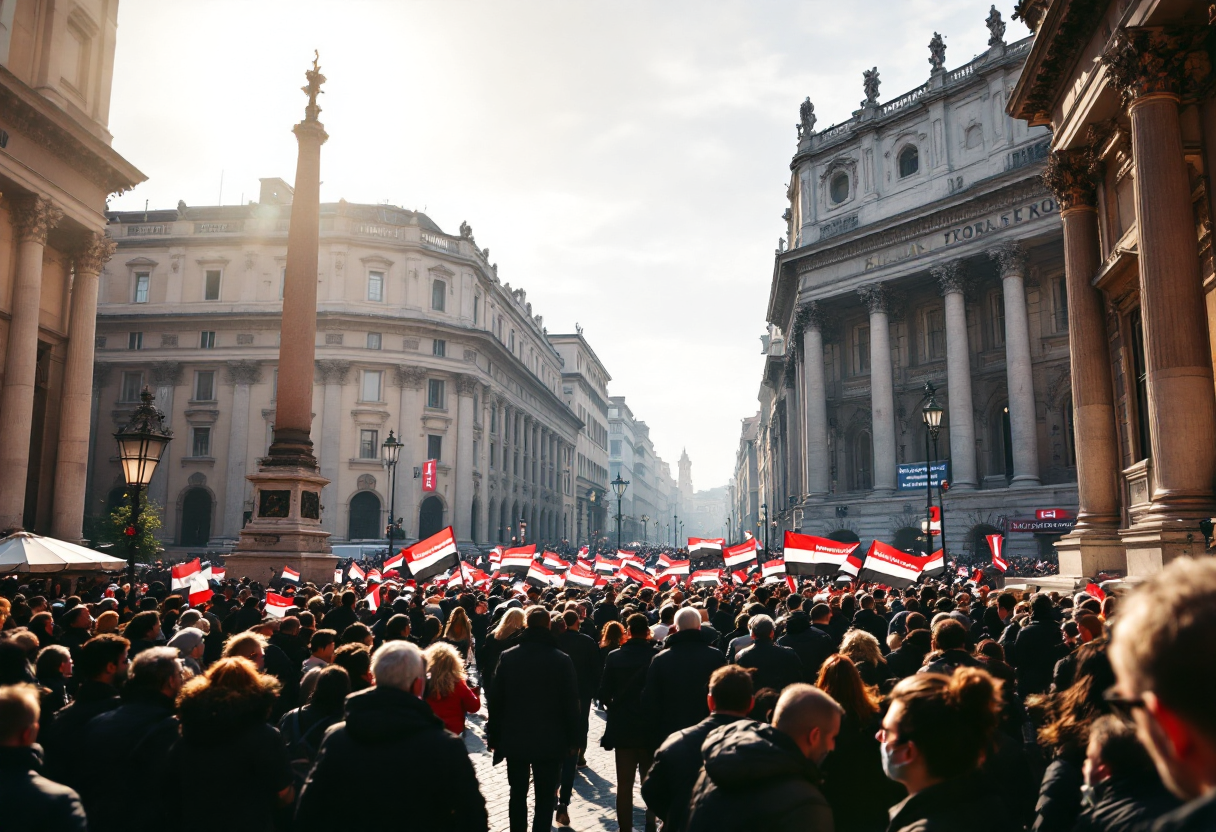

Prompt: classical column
[
  {"left": 859, "top": 284, "right": 897, "bottom": 493},
  {"left": 222, "top": 362, "right": 262, "bottom": 538},
  {"left": 455, "top": 374, "right": 478, "bottom": 544},
  {"left": 1105, "top": 27, "right": 1216, "bottom": 522},
  {"left": 800, "top": 303, "right": 830, "bottom": 498},
  {"left": 0, "top": 196, "right": 62, "bottom": 529},
  {"left": 316, "top": 360, "right": 350, "bottom": 536},
  {"left": 84, "top": 363, "right": 112, "bottom": 526},
  {"left": 395, "top": 366, "right": 426, "bottom": 539},
  {"left": 146, "top": 362, "right": 182, "bottom": 514},
  {"left": 479, "top": 384, "right": 492, "bottom": 543},
  {"left": 783, "top": 356, "right": 802, "bottom": 504},
  {"left": 989, "top": 242, "right": 1041, "bottom": 487},
  {"left": 1044, "top": 149, "right": 1126, "bottom": 574},
  {"left": 932, "top": 260, "right": 978, "bottom": 490},
  {"left": 51, "top": 233, "right": 116, "bottom": 541}
]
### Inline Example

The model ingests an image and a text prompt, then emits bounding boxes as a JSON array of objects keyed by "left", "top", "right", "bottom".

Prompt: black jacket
[
  {"left": 1035, "top": 753, "right": 1084, "bottom": 832},
  {"left": 886, "top": 638, "right": 929, "bottom": 680},
  {"left": 598, "top": 639, "right": 659, "bottom": 750},
  {"left": 477, "top": 628, "right": 522, "bottom": 697},
  {"left": 556, "top": 628, "right": 603, "bottom": 703},
  {"left": 1013, "top": 618, "right": 1063, "bottom": 697},
  {"left": 735, "top": 638, "right": 805, "bottom": 693},
  {"left": 685, "top": 720, "right": 833, "bottom": 832},
  {"left": 320, "top": 604, "right": 357, "bottom": 635},
  {"left": 778, "top": 616, "right": 835, "bottom": 682},
  {"left": 641, "top": 712, "right": 749, "bottom": 831},
  {"left": 822, "top": 710, "right": 905, "bottom": 832},
  {"left": 853, "top": 608, "right": 890, "bottom": 651},
  {"left": 887, "top": 774, "right": 1020, "bottom": 832},
  {"left": 487, "top": 628, "right": 581, "bottom": 762},
  {"left": 1152, "top": 791, "right": 1216, "bottom": 832},
  {"left": 39, "top": 680, "right": 120, "bottom": 785},
  {"left": 1071, "top": 774, "right": 1179, "bottom": 832},
  {"left": 642, "top": 628, "right": 726, "bottom": 743},
  {"left": 297, "top": 686, "right": 487, "bottom": 831},
  {"left": 920, "top": 649, "right": 987, "bottom": 677},
  {"left": 0, "top": 745, "right": 86, "bottom": 832}
]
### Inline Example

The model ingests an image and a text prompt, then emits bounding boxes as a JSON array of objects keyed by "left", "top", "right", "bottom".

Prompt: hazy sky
[{"left": 107, "top": 0, "right": 1026, "bottom": 489}]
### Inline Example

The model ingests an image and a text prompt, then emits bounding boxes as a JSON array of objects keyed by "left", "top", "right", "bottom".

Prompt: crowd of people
[{"left": 1, "top": 548, "right": 1213, "bottom": 832}]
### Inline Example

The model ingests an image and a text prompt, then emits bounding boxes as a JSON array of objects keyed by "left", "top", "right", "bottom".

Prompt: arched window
[
  {"left": 892, "top": 526, "right": 924, "bottom": 554},
  {"left": 965, "top": 124, "right": 983, "bottom": 149},
  {"left": 898, "top": 145, "right": 919, "bottom": 178},
  {"left": 348, "top": 491, "right": 381, "bottom": 540},
  {"left": 180, "top": 488, "right": 213, "bottom": 547},
  {"left": 827, "top": 529, "right": 860, "bottom": 544},
  {"left": 419, "top": 496, "right": 445, "bottom": 540},
  {"left": 830, "top": 173, "right": 850, "bottom": 204},
  {"left": 851, "top": 430, "right": 873, "bottom": 491}
]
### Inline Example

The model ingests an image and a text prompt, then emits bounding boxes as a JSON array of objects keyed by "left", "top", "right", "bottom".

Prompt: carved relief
[
  {"left": 395, "top": 365, "right": 427, "bottom": 389},
  {"left": 315, "top": 360, "right": 351, "bottom": 385},
  {"left": 932, "top": 260, "right": 969, "bottom": 296},
  {"left": 160, "top": 334, "right": 178, "bottom": 348},
  {"left": 988, "top": 241, "right": 1028, "bottom": 276},
  {"left": 463, "top": 348, "right": 478, "bottom": 363},
  {"left": 403, "top": 338, "right": 420, "bottom": 351},
  {"left": 12, "top": 196, "right": 63, "bottom": 244},
  {"left": 188, "top": 472, "right": 207, "bottom": 487},
  {"left": 858, "top": 284, "right": 889, "bottom": 315},
  {"left": 357, "top": 474, "right": 377, "bottom": 491},
  {"left": 1102, "top": 26, "right": 1210, "bottom": 105},
  {"left": 149, "top": 361, "right": 183, "bottom": 386},
  {"left": 74, "top": 233, "right": 117, "bottom": 274},
  {"left": 226, "top": 360, "right": 263, "bottom": 386},
  {"left": 1043, "top": 149, "right": 1101, "bottom": 211}
]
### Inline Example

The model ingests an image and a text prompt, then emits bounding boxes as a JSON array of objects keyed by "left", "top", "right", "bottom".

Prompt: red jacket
[{"left": 426, "top": 680, "right": 480, "bottom": 735}]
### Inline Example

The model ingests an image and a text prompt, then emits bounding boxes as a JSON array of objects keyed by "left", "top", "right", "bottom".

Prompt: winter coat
[
  {"left": 320, "top": 604, "right": 357, "bottom": 635},
  {"left": 486, "top": 627, "right": 581, "bottom": 762},
  {"left": 641, "top": 712, "right": 750, "bottom": 830},
  {"left": 821, "top": 710, "right": 905, "bottom": 832},
  {"left": 853, "top": 608, "right": 890, "bottom": 651},
  {"left": 477, "top": 628, "right": 521, "bottom": 698},
  {"left": 735, "top": 638, "right": 805, "bottom": 693},
  {"left": 1034, "top": 754, "right": 1084, "bottom": 832},
  {"left": 920, "top": 649, "right": 987, "bottom": 677},
  {"left": 886, "top": 638, "right": 929, "bottom": 680},
  {"left": 1013, "top": 617, "right": 1063, "bottom": 697},
  {"left": 1152, "top": 791, "right": 1216, "bottom": 832},
  {"left": 556, "top": 627, "right": 604, "bottom": 703},
  {"left": 0, "top": 745, "right": 86, "bottom": 832},
  {"left": 1071, "top": 774, "right": 1179, "bottom": 832},
  {"left": 684, "top": 720, "right": 834, "bottom": 832},
  {"left": 598, "top": 639, "right": 658, "bottom": 750},
  {"left": 778, "top": 615, "right": 836, "bottom": 682},
  {"left": 38, "top": 680, "right": 121, "bottom": 785},
  {"left": 886, "top": 773, "right": 1020, "bottom": 832},
  {"left": 427, "top": 679, "right": 481, "bottom": 735},
  {"left": 642, "top": 628, "right": 726, "bottom": 744},
  {"left": 297, "top": 686, "right": 488, "bottom": 831}
]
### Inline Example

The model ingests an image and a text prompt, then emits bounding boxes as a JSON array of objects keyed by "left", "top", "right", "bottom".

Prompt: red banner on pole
[{"left": 422, "top": 459, "right": 437, "bottom": 492}]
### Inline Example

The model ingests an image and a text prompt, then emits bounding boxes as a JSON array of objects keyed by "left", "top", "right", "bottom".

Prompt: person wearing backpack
[{"left": 278, "top": 665, "right": 351, "bottom": 787}]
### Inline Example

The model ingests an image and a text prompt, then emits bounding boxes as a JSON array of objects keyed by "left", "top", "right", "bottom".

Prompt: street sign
[{"left": 897, "top": 461, "right": 949, "bottom": 490}]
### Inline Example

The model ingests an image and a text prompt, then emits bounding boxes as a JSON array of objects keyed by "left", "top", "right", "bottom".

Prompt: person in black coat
[
  {"left": 478, "top": 606, "right": 524, "bottom": 701},
  {"left": 0, "top": 684, "right": 87, "bottom": 832},
  {"left": 1012, "top": 594, "right": 1063, "bottom": 697},
  {"left": 597, "top": 614, "right": 659, "bottom": 832},
  {"left": 852, "top": 594, "right": 890, "bottom": 652},
  {"left": 642, "top": 608, "right": 726, "bottom": 744},
  {"left": 555, "top": 609, "right": 604, "bottom": 821},
  {"left": 778, "top": 608, "right": 834, "bottom": 683},
  {"left": 1071, "top": 715, "right": 1179, "bottom": 832},
  {"left": 319, "top": 591, "right": 358, "bottom": 635},
  {"left": 593, "top": 590, "right": 620, "bottom": 630},
  {"left": 735, "top": 614, "right": 805, "bottom": 693},
  {"left": 297, "top": 642, "right": 486, "bottom": 831},
  {"left": 488, "top": 607, "right": 581, "bottom": 832},
  {"left": 641, "top": 664, "right": 753, "bottom": 832},
  {"left": 887, "top": 628, "right": 930, "bottom": 680},
  {"left": 38, "top": 634, "right": 128, "bottom": 784}
]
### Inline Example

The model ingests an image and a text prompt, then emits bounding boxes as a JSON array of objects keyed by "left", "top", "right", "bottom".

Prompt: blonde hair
[
  {"left": 444, "top": 607, "right": 471, "bottom": 642},
  {"left": 424, "top": 641, "right": 466, "bottom": 699},
  {"left": 222, "top": 631, "right": 267, "bottom": 661},
  {"left": 492, "top": 607, "right": 525, "bottom": 640},
  {"left": 840, "top": 629, "right": 885, "bottom": 668}
]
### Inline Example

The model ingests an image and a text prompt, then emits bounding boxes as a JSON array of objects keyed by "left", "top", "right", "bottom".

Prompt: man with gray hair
[
  {"left": 735, "top": 613, "right": 805, "bottom": 694},
  {"left": 643, "top": 604, "right": 726, "bottom": 743},
  {"left": 296, "top": 640, "right": 487, "bottom": 831},
  {"left": 684, "top": 683, "right": 841, "bottom": 831}
]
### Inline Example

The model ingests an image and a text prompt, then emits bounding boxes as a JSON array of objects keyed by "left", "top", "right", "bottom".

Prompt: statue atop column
[
  {"left": 862, "top": 68, "right": 880, "bottom": 107},
  {"left": 302, "top": 50, "right": 325, "bottom": 122},
  {"left": 986, "top": 6, "right": 1006, "bottom": 46},
  {"left": 929, "top": 32, "right": 947, "bottom": 72},
  {"left": 797, "top": 97, "right": 816, "bottom": 140}
]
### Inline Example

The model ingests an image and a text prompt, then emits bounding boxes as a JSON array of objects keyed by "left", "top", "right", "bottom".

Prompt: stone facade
[
  {"left": 607, "top": 396, "right": 676, "bottom": 546},
  {"left": 758, "top": 18, "right": 1078, "bottom": 564},
  {"left": 93, "top": 181, "right": 581, "bottom": 552},
  {"left": 0, "top": 0, "right": 144, "bottom": 540},
  {"left": 549, "top": 331, "right": 612, "bottom": 546}
]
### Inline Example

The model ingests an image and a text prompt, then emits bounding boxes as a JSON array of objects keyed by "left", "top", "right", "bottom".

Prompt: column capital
[
  {"left": 316, "top": 359, "right": 351, "bottom": 386},
  {"left": 858, "top": 283, "right": 889, "bottom": 314},
  {"left": 1043, "top": 149, "right": 1102, "bottom": 211},
  {"left": 1102, "top": 26, "right": 1210, "bottom": 106},
  {"left": 455, "top": 374, "right": 479, "bottom": 396},
  {"left": 226, "top": 360, "right": 263, "bottom": 386},
  {"left": 988, "top": 241, "right": 1027, "bottom": 277},
  {"left": 931, "top": 260, "right": 969, "bottom": 296},
  {"left": 12, "top": 195, "right": 63, "bottom": 244},
  {"left": 150, "top": 361, "right": 183, "bottom": 386},
  {"left": 796, "top": 301, "right": 825, "bottom": 333},
  {"left": 73, "top": 233, "right": 117, "bottom": 275},
  {"left": 392, "top": 364, "right": 425, "bottom": 389}
]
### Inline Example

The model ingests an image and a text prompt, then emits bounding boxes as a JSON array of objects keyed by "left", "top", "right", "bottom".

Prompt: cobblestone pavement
[{"left": 463, "top": 703, "right": 649, "bottom": 832}]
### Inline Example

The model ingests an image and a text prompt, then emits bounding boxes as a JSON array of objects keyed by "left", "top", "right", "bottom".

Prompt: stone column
[
  {"left": 800, "top": 303, "right": 830, "bottom": 498},
  {"left": 316, "top": 360, "right": 349, "bottom": 536},
  {"left": 479, "top": 384, "right": 492, "bottom": 544},
  {"left": 0, "top": 196, "right": 62, "bottom": 529},
  {"left": 783, "top": 357, "right": 802, "bottom": 504},
  {"left": 1106, "top": 28, "right": 1216, "bottom": 527},
  {"left": 990, "top": 242, "right": 1041, "bottom": 487},
  {"left": 455, "top": 374, "right": 478, "bottom": 544},
  {"left": 84, "top": 363, "right": 112, "bottom": 527},
  {"left": 51, "top": 233, "right": 116, "bottom": 541},
  {"left": 1044, "top": 149, "right": 1126, "bottom": 574},
  {"left": 395, "top": 366, "right": 426, "bottom": 539},
  {"left": 222, "top": 362, "right": 262, "bottom": 538},
  {"left": 146, "top": 362, "right": 182, "bottom": 515},
  {"left": 932, "top": 260, "right": 978, "bottom": 490},
  {"left": 859, "top": 284, "right": 897, "bottom": 493}
]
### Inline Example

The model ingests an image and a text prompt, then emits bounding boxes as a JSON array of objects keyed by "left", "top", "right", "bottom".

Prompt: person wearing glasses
[
  {"left": 878, "top": 667, "right": 1017, "bottom": 832},
  {"left": 1108, "top": 557, "right": 1216, "bottom": 832}
]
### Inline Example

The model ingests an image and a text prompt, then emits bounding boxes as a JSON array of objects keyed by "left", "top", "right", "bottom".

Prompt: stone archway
[
  {"left": 348, "top": 491, "right": 381, "bottom": 540},
  {"left": 180, "top": 488, "right": 213, "bottom": 547},
  {"left": 892, "top": 526, "right": 924, "bottom": 554},
  {"left": 419, "top": 495, "right": 445, "bottom": 540}
]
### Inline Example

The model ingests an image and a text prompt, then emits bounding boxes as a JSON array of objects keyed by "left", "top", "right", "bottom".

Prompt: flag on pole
[
  {"left": 366, "top": 568, "right": 382, "bottom": 585},
  {"left": 348, "top": 562, "right": 366, "bottom": 582},
  {"left": 526, "top": 561, "right": 556, "bottom": 589},
  {"left": 171, "top": 559, "right": 202, "bottom": 592},
  {"left": 384, "top": 552, "right": 405, "bottom": 571},
  {"left": 543, "top": 552, "right": 570, "bottom": 571},
  {"left": 281, "top": 566, "right": 301, "bottom": 584},
  {"left": 723, "top": 539, "right": 759, "bottom": 569},
  {"left": 265, "top": 592, "right": 293, "bottom": 618},
  {"left": 499, "top": 545, "right": 536, "bottom": 574},
  {"left": 566, "top": 562, "right": 596, "bottom": 587},
  {"left": 691, "top": 568, "right": 723, "bottom": 586},
  {"left": 783, "top": 532, "right": 862, "bottom": 576},
  {"left": 594, "top": 555, "right": 620, "bottom": 573},
  {"left": 365, "top": 583, "right": 381, "bottom": 612},
  {"left": 1085, "top": 582, "right": 1106, "bottom": 601},
  {"left": 404, "top": 527, "right": 461, "bottom": 582},
  {"left": 687, "top": 538, "right": 725, "bottom": 557},
  {"left": 856, "top": 541, "right": 939, "bottom": 589},
  {"left": 659, "top": 558, "right": 689, "bottom": 576},
  {"left": 761, "top": 558, "right": 787, "bottom": 579},
  {"left": 619, "top": 564, "right": 655, "bottom": 587},
  {"left": 731, "top": 568, "right": 752, "bottom": 585},
  {"left": 987, "top": 534, "right": 1008, "bottom": 572},
  {"left": 618, "top": 550, "right": 642, "bottom": 565},
  {"left": 785, "top": 574, "right": 797, "bottom": 594},
  {"left": 838, "top": 550, "right": 864, "bottom": 579}
]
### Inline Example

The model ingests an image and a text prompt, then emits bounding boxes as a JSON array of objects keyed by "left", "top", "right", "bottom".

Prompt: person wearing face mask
[
  {"left": 683, "top": 683, "right": 842, "bottom": 832},
  {"left": 879, "top": 667, "right": 1017, "bottom": 832},
  {"left": 1108, "top": 557, "right": 1216, "bottom": 832},
  {"left": 1071, "top": 715, "right": 1178, "bottom": 832}
]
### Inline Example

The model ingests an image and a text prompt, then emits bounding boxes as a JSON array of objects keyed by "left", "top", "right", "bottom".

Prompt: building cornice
[{"left": 1008, "top": 0, "right": 1112, "bottom": 125}]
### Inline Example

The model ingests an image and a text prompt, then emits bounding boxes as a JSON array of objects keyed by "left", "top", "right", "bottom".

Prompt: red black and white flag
[
  {"left": 619, "top": 564, "right": 656, "bottom": 588},
  {"left": 657, "top": 553, "right": 675, "bottom": 569},
  {"left": 348, "top": 562, "right": 366, "bottom": 582},
  {"left": 660, "top": 558, "right": 689, "bottom": 576},
  {"left": 365, "top": 583, "right": 381, "bottom": 612},
  {"left": 723, "top": 539, "right": 758, "bottom": 569},
  {"left": 987, "top": 534, "right": 1008, "bottom": 572},
  {"left": 618, "top": 550, "right": 642, "bottom": 565},
  {"left": 543, "top": 552, "right": 570, "bottom": 571},
  {"left": 838, "top": 550, "right": 864, "bottom": 579},
  {"left": 578, "top": 545, "right": 589, "bottom": 558},
  {"left": 265, "top": 592, "right": 293, "bottom": 618},
  {"left": 594, "top": 555, "right": 620, "bottom": 573},
  {"left": 366, "top": 568, "right": 382, "bottom": 585},
  {"left": 171, "top": 559, "right": 202, "bottom": 592},
  {"left": 526, "top": 561, "right": 557, "bottom": 589},
  {"left": 499, "top": 545, "right": 537, "bottom": 575},
  {"left": 856, "top": 541, "right": 938, "bottom": 589},
  {"left": 762, "top": 558, "right": 787, "bottom": 581},
  {"left": 691, "top": 568, "right": 723, "bottom": 586},
  {"left": 404, "top": 527, "right": 461, "bottom": 582},
  {"left": 280, "top": 566, "right": 301, "bottom": 584},
  {"left": 566, "top": 562, "right": 596, "bottom": 587},
  {"left": 384, "top": 552, "right": 405, "bottom": 571},
  {"left": 731, "top": 568, "right": 753, "bottom": 585},
  {"left": 688, "top": 538, "right": 725, "bottom": 557},
  {"left": 211, "top": 567, "right": 226, "bottom": 582},
  {"left": 488, "top": 547, "right": 504, "bottom": 565},
  {"left": 783, "top": 531, "right": 861, "bottom": 577}
]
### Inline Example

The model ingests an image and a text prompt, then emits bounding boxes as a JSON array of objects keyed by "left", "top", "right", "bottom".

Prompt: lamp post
[
  {"left": 653, "top": 518, "right": 659, "bottom": 542},
  {"left": 641, "top": 514, "right": 649, "bottom": 544},
  {"left": 520, "top": 517, "right": 527, "bottom": 545},
  {"left": 611, "top": 473, "right": 629, "bottom": 551},
  {"left": 381, "top": 430, "right": 403, "bottom": 556},
  {"left": 673, "top": 513, "right": 679, "bottom": 547},
  {"left": 922, "top": 382, "right": 944, "bottom": 557},
  {"left": 760, "top": 502, "right": 768, "bottom": 553},
  {"left": 114, "top": 388, "right": 172, "bottom": 590}
]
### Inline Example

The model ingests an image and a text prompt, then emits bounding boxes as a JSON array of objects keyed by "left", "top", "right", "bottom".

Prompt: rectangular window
[
  {"left": 194, "top": 371, "right": 215, "bottom": 401},
  {"left": 1054, "top": 278, "right": 1069, "bottom": 333},
  {"left": 368, "top": 271, "right": 384, "bottom": 302},
  {"left": 924, "top": 308, "right": 945, "bottom": 361},
  {"left": 490, "top": 442, "right": 497, "bottom": 469},
  {"left": 611, "top": 440, "right": 622, "bottom": 457},
  {"left": 361, "top": 370, "right": 383, "bottom": 403},
  {"left": 367, "top": 332, "right": 382, "bottom": 350},
  {"left": 427, "top": 434, "right": 442, "bottom": 461},
  {"left": 191, "top": 427, "right": 211, "bottom": 458},
  {"left": 474, "top": 295, "right": 481, "bottom": 325},
  {"left": 990, "top": 292, "right": 1006, "bottom": 347},
  {"left": 128, "top": 332, "right": 143, "bottom": 350},
  {"left": 204, "top": 269, "right": 221, "bottom": 301},
  {"left": 120, "top": 371, "right": 144, "bottom": 402},
  {"left": 431, "top": 279, "right": 446, "bottom": 311},
  {"left": 134, "top": 273, "right": 150, "bottom": 303},
  {"left": 851, "top": 324, "right": 869, "bottom": 375},
  {"left": 1130, "top": 311, "right": 1151, "bottom": 462},
  {"left": 433, "top": 339, "right": 446, "bottom": 357},
  {"left": 427, "top": 378, "right": 445, "bottom": 409},
  {"left": 359, "top": 429, "right": 379, "bottom": 459},
  {"left": 200, "top": 331, "right": 216, "bottom": 349},
  {"left": 509, "top": 330, "right": 515, "bottom": 352},
  {"left": 473, "top": 439, "right": 480, "bottom": 469}
]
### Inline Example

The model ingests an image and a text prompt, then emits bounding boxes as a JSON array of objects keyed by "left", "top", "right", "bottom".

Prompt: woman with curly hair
[
  {"left": 168, "top": 657, "right": 294, "bottom": 831},
  {"left": 840, "top": 629, "right": 892, "bottom": 690},
  {"left": 424, "top": 641, "right": 480, "bottom": 735},
  {"left": 443, "top": 606, "right": 473, "bottom": 661}
]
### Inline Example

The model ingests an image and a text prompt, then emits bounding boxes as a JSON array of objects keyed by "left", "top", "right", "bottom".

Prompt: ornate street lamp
[
  {"left": 381, "top": 430, "right": 403, "bottom": 556},
  {"left": 641, "top": 514, "right": 650, "bottom": 544},
  {"left": 611, "top": 473, "right": 629, "bottom": 551},
  {"left": 114, "top": 388, "right": 172, "bottom": 589},
  {"left": 922, "top": 382, "right": 945, "bottom": 557}
]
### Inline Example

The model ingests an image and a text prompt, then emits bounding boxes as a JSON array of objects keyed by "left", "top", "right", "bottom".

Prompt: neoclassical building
[
  {"left": 91, "top": 179, "right": 581, "bottom": 552},
  {"left": 1010, "top": 0, "right": 1216, "bottom": 576},
  {"left": 549, "top": 330, "right": 612, "bottom": 545},
  {"left": 759, "top": 14, "right": 1080, "bottom": 563},
  {"left": 0, "top": 0, "right": 143, "bottom": 539}
]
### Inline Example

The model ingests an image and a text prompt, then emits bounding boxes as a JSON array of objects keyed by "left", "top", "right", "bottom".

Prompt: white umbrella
[{"left": 0, "top": 531, "right": 127, "bottom": 574}]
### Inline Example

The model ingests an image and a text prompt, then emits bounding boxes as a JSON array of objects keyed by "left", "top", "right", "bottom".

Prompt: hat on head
[{"left": 167, "top": 627, "right": 205, "bottom": 656}]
